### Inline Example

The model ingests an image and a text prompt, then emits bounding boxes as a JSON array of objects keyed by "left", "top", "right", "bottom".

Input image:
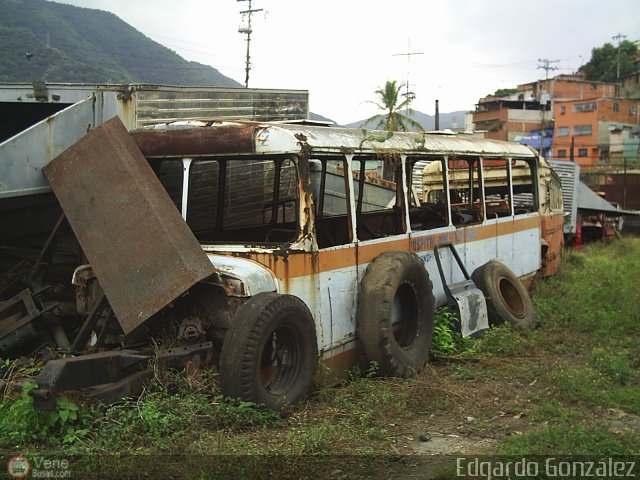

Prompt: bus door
[
  {"left": 312, "top": 155, "right": 359, "bottom": 354},
  {"left": 509, "top": 158, "right": 540, "bottom": 275},
  {"left": 481, "top": 157, "right": 514, "bottom": 267}
]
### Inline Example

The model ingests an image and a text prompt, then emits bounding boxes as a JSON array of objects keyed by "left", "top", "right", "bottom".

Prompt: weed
[
  {"left": 449, "top": 363, "right": 481, "bottom": 380},
  {"left": 589, "top": 348, "right": 637, "bottom": 385},
  {"left": 431, "top": 308, "right": 459, "bottom": 356},
  {"left": 431, "top": 309, "right": 524, "bottom": 360},
  {"left": 431, "top": 307, "right": 476, "bottom": 357},
  {"left": 529, "top": 400, "right": 583, "bottom": 423},
  {"left": 331, "top": 374, "right": 406, "bottom": 424},
  {"left": 552, "top": 364, "right": 640, "bottom": 414},
  {"left": 212, "top": 395, "right": 281, "bottom": 428},
  {"left": 83, "top": 390, "right": 281, "bottom": 453},
  {"left": 470, "top": 323, "right": 523, "bottom": 356},
  {"left": 0, "top": 381, "right": 89, "bottom": 447}
]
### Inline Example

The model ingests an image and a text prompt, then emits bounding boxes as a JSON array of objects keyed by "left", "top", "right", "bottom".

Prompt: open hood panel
[{"left": 43, "top": 117, "right": 215, "bottom": 334}]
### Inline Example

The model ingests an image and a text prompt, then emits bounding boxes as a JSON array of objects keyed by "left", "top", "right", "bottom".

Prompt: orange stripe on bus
[{"left": 240, "top": 216, "right": 541, "bottom": 280}]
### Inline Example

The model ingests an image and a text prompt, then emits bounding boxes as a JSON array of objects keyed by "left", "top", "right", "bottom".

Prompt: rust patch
[
  {"left": 317, "top": 346, "right": 368, "bottom": 386},
  {"left": 131, "top": 123, "right": 256, "bottom": 157},
  {"left": 540, "top": 212, "right": 564, "bottom": 276}
]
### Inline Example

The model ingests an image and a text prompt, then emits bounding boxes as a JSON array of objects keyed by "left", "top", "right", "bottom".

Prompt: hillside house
[
  {"left": 552, "top": 97, "right": 640, "bottom": 166},
  {"left": 472, "top": 74, "right": 619, "bottom": 146}
]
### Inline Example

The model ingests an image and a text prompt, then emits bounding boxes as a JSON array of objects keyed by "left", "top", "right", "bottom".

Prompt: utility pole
[
  {"left": 612, "top": 32, "right": 627, "bottom": 94},
  {"left": 537, "top": 58, "right": 560, "bottom": 144},
  {"left": 537, "top": 58, "right": 560, "bottom": 97},
  {"left": 393, "top": 40, "right": 423, "bottom": 117},
  {"left": 238, "top": 0, "right": 263, "bottom": 88},
  {"left": 613, "top": 32, "right": 628, "bottom": 192}
]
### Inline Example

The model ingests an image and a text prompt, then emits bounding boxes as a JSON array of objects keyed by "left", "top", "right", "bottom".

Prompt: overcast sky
[{"left": 54, "top": 0, "right": 639, "bottom": 125}]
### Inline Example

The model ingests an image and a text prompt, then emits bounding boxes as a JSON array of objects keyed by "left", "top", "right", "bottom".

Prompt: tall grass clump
[{"left": 532, "top": 238, "right": 640, "bottom": 352}]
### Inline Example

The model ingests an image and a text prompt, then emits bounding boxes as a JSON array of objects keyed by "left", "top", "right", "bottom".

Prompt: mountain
[
  {"left": 0, "top": 0, "right": 241, "bottom": 87},
  {"left": 309, "top": 112, "right": 337, "bottom": 124},
  {"left": 343, "top": 110, "right": 469, "bottom": 130}
]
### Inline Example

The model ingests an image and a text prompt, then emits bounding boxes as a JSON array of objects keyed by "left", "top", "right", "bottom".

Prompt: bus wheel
[
  {"left": 219, "top": 292, "right": 318, "bottom": 413},
  {"left": 357, "top": 251, "right": 434, "bottom": 378},
  {"left": 471, "top": 261, "right": 535, "bottom": 330}
]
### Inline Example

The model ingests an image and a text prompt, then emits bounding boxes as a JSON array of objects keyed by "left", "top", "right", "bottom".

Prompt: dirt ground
[
  {"left": 358, "top": 357, "right": 640, "bottom": 480},
  {"left": 368, "top": 362, "right": 538, "bottom": 478}
]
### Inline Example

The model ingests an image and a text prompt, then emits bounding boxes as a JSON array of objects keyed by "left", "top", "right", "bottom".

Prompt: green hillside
[{"left": 0, "top": 0, "right": 241, "bottom": 87}]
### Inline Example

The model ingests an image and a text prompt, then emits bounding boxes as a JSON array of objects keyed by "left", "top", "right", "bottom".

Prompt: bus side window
[
  {"left": 353, "top": 156, "right": 404, "bottom": 240},
  {"left": 512, "top": 159, "right": 536, "bottom": 214},
  {"left": 448, "top": 158, "right": 483, "bottom": 225},
  {"left": 411, "top": 159, "right": 448, "bottom": 230},
  {"left": 151, "top": 159, "right": 183, "bottom": 213},
  {"left": 187, "top": 159, "right": 220, "bottom": 234},
  {"left": 313, "top": 159, "right": 354, "bottom": 248},
  {"left": 483, "top": 159, "right": 512, "bottom": 219},
  {"left": 186, "top": 158, "right": 298, "bottom": 243}
]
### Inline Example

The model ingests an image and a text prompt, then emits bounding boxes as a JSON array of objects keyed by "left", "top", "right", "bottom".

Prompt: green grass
[
  {"left": 498, "top": 238, "right": 640, "bottom": 456},
  {"left": 499, "top": 424, "right": 640, "bottom": 455},
  {"left": 2, "top": 238, "right": 640, "bottom": 470}
]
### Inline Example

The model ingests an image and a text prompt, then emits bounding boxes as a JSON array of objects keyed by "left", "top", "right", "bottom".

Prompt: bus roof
[{"left": 132, "top": 121, "right": 539, "bottom": 159}]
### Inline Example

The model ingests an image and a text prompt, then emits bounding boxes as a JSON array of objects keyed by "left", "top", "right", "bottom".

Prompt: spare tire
[
  {"left": 357, "top": 251, "right": 434, "bottom": 378},
  {"left": 471, "top": 260, "right": 535, "bottom": 330},
  {"left": 219, "top": 292, "right": 318, "bottom": 413}
]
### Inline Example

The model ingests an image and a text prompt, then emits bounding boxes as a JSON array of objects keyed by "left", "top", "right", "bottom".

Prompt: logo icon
[{"left": 6, "top": 456, "right": 30, "bottom": 479}]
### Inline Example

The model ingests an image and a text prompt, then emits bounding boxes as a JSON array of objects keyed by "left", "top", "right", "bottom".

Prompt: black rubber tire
[
  {"left": 471, "top": 260, "right": 535, "bottom": 330},
  {"left": 219, "top": 292, "right": 318, "bottom": 413},
  {"left": 356, "top": 251, "right": 435, "bottom": 378}
]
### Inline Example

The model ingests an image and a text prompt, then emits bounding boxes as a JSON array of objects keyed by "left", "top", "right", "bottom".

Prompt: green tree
[
  {"left": 362, "top": 80, "right": 424, "bottom": 131},
  {"left": 581, "top": 40, "right": 637, "bottom": 83},
  {"left": 493, "top": 88, "right": 519, "bottom": 97}
]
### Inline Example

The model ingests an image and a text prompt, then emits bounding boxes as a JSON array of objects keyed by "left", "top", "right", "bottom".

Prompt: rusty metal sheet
[
  {"left": 130, "top": 123, "right": 256, "bottom": 157},
  {"left": 43, "top": 117, "right": 216, "bottom": 335}
]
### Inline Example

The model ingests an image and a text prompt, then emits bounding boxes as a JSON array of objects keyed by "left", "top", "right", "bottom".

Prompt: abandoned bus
[
  {"left": 129, "top": 121, "right": 563, "bottom": 409},
  {"left": 38, "top": 119, "right": 564, "bottom": 412}
]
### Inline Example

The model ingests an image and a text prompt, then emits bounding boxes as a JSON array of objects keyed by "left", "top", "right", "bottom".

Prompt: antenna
[
  {"left": 238, "top": 0, "right": 264, "bottom": 88},
  {"left": 393, "top": 39, "right": 423, "bottom": 116}
]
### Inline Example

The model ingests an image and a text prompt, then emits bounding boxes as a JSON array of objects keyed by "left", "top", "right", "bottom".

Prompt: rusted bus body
[
  {"left": 131, "top": 122, "right": 564, "bottom": 378},
  {"left": 540, "top": 213, "right": 564, "bottom": 276}
]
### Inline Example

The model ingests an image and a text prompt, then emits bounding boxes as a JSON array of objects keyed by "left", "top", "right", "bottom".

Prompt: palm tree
[{"left": 362, "top": 80, "right": 424, "bottom": 132}]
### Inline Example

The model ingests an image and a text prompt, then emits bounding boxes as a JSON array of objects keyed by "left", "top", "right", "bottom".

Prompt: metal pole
[
  {"left": 244, "top": 25, "right": 251, "bottom": 87},
  {"left": 238, "top": 0, "right": 263, "bottom": 88},
  {"left": 612, "top": 33, "right": 626, "bottom": 97},
  {"left": 623, "top": 154, "right": 627, "bottom": 209},
  {"left": 537, "top": 58, "right": 559, "bottom": 132},
  {"left": 570, "top": 136, "right": 575, "bottom": 162}
]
